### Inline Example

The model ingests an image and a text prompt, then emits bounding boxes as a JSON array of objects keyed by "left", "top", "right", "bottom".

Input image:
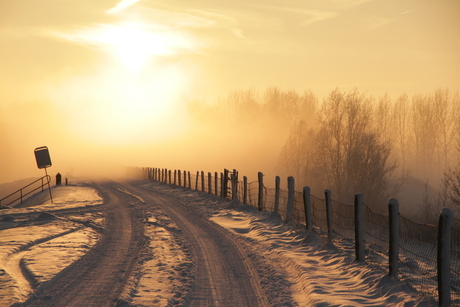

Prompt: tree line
[{"left": 187, "top": 87, "right": 460, "bottom": 221}]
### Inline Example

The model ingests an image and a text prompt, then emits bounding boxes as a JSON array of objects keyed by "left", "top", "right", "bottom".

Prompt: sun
[
  {"left": 57, "top": 21, "right": 197, "bottom": 72},
  {"left": 51, "top": 20, "right": 200, "bottom": 143},
  {"left": 94, "top": 23, "right": 174, "bottom": 71}
]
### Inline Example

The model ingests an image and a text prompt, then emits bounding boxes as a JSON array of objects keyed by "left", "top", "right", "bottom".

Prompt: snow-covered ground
[{"left": 0, "top": 179, "right": 433, "bottom": 306}]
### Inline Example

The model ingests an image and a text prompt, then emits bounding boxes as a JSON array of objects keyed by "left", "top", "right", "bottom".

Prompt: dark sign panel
[{"left": 34, "top": 146, "right": 52, "bottom": 169}]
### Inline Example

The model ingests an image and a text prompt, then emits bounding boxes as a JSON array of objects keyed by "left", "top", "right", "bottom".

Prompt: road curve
[{"left": 24, "top": 182, "right": 145, "bottom": 307}]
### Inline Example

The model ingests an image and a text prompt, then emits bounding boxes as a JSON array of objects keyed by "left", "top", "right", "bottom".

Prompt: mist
[
  {"left": 2, "top": 0, "right": 460, "bottom": 223},
  {"left": 2, "top": 84, "right": 460, "bottom": 224}
]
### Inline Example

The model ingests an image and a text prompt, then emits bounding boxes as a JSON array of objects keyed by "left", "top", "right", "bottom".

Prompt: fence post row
[
  {"left": 354, "top": 193, "right": 365, "bottom": 262},
  {"left": 143, "top": 167, "right": 456, "bottom": 306},
  {"left": 388, "top": 198, "right": 400, "bottom": 280}
]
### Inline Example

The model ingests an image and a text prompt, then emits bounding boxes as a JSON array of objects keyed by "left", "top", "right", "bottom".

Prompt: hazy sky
[{"left": 1, "top": 0, "right": 459, "bottom": 182}]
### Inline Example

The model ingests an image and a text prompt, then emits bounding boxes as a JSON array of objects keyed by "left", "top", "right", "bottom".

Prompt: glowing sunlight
[
  {"left": 48, "top": 65, "right": 190, "bottom": 145},
  {"left": 47, "top": 18, "right": 201, "bottom": 143},
  {"left": 56, "top": 22, "right": 197, "bottom": 72}
]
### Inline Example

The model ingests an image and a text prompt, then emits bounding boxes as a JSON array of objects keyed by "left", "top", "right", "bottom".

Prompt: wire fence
[{"left": 136, "top": 167, "right": 460, "bottom": 306}]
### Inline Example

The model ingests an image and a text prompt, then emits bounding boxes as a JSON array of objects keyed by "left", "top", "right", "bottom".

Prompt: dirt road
[
  {"left": 127, "top": 182, "right": 268, "bottom": 307},
  {"left": 23, "top": 180, "right": 269, "bottom": 306}
]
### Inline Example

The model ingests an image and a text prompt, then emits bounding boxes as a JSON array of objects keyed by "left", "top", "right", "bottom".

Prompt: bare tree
[
  {"left": 374, "top": 93, "right": 393, "bottom": 145},
  {"left": 431, "top": 88, "right": 459, "bottom": 171},
  {"left": 313, "top": 88, "right": 396, "bottom": 209},
  {"left": 411, "top": 94, "right": 439, "bottom": 179},
  {"left": 443, "top": 166, "right": 460, "bottom": 215},
  {"left": 392, "top": 94, "right": 411, "bottom": 174},
  {"left": 442, "top": 137, "right": 460, "bottom": 217},
  {"left": 277, "top": 120, "right": 316, "bottom": 187}
]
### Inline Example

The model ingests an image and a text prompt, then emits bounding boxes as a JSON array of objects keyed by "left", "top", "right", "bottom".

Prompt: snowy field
[{"left": 0, "top": 179, "right": 434, "bottom": 306}]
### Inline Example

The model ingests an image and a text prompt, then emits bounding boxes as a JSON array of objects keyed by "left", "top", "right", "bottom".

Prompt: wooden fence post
[
  {"left": 438, "top": 207, "right": 453, "bottom": 306},
  {"left": 257, "top": 172, "right": 264, "bottom": 211},
  {"left": 303, "top": 186, "right": 312, "bottom": 231},
  {"left": 274, "top": 176, "right": 280, "bottom": 216},
  {"left": 325, "top": 189, "right": 333, "bottom": 245},
  {"left": 233, "top": 169, "right": 238, "bottom": 200},
  {"left": 388, "top": 198, "right": 400, "bottom": 279},
  {"left": 231, "top": 173, "right": 236, "bottom": 200},
  {"left": 215, "top": 172, "right": 218, "bottom": 196},
  {"left": 355, "top": 193, "right": 365, "bottom": 262},
  {"left": 223, "top": 169, "right": 229, "bottom": 198},
  {"left": 178, "top": 170, "right": 181, "bottom": 186},
  {"left": 243, "top": 176, "right": 248, "bottom": 204},
  {"left": 183, "top": 170, "right": 187, "bottom": 187},
  {"left": 208, "top": 172, "right": 212, "bottom": 194},
  {"left": 195, "top": 171, "right": 199, "bottom": 190},
  {"left": 286, "top": 177, "right": 295, "bottom": 223},
  {"left": 188, "top": 171, "right": 191, "bottom": 189},
  {"left": 220, "top": 172, "right": 224, "bottom": 197}
]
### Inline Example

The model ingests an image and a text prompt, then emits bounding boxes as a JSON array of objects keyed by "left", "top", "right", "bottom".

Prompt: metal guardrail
[{"left": 0, "top": 175, "right": 51, "bottom": 209}]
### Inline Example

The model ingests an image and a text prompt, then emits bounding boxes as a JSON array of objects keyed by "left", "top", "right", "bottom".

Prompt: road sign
[
  {"left": 33, "top": 146, "right": 53, "bottom": 203},
  {"left": 34, "top": 146, "right": 52, "bottom": 169}
]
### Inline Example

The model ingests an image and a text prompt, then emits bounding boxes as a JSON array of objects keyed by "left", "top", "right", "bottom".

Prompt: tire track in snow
[
  {"left": 2, "top": 224, "right": 84, "bottom": 301},
  {"left": 126, "top": 183, "right": 269, "bottom": 307}
]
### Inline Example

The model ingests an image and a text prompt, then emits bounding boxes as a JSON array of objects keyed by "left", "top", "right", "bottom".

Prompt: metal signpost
[{"left": 34, "top": 146, "right": 53, "bottom": 203}]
